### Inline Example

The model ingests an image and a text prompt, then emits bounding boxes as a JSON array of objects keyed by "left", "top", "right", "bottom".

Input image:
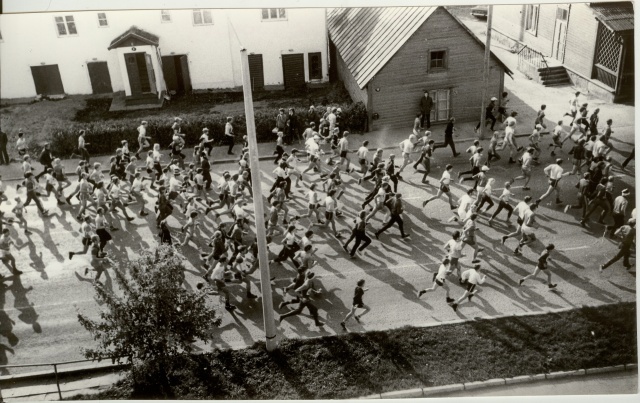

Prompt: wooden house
[
  {"left": 328, "top": 6, "right": 512, "bottom": 131},
  {"left": 491, "top": 2, "right": 633, "bottom": 103}
]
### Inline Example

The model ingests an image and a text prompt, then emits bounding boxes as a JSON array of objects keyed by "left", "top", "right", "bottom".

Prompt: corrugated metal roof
[
  {"left": 328, "top": 7, "right": 437, "bottom": 89},
  {"left": 328, "top": 6, "right": 513, "bottom": 89},
  {"left": 590, "top": 2, "right": 634, "bottom": 32}
]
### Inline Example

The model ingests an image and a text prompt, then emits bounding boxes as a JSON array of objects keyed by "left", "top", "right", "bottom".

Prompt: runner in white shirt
[
  {"left": 135, "top": 121, "right": 150, "bottom": 159},
  {"left": 503, "top": 112, "right": 522, "bottom": 164},
  {"left": 356, "top": 140, "right": 370, "bottom": 178},
  {"left": 109, "top": 177, "right": 135, "bottom": 221},
  {"left": 444, "top": 231, "right": 464, "bottom": 277},
  {"left": 488, "top": 182, "right": 514, "bottom": 225},
  {"left": 324, "top": 190, "right": 341, "bottom": 238},
  {"left": 337, "top": 131, "right": 355, "bottom": 175},
  {"left": 514, "top": 203, "right": 539, "bottom": 255},
  {"left": 422, "top": 164, "right": 457, "bottom": 211},
  {"left": 397, "top": 133, "right": 421, "bottom": 175},
  {"left": 451, "top": 264, "right": 487, "bottom": 312},
  {"left": 563, "top": 91, "right": 580, "bottom": 123},
  {"left": 417, "top": 257, "right": 454, "bottom": 304},
  {"left": 448, "top": 188, "right": 476, "bottom": 223},
  {"left": 511, "top": 147, "right": 534, "bottom": 190},
  {"left": 130, "top": 172, "right": 149, "bottom": 217},
  {"left": 501, "top": 196, "right": 533, "bottom": 245},
  {"left": 536, "top": 158, "right": 570, "bottom": 206}
]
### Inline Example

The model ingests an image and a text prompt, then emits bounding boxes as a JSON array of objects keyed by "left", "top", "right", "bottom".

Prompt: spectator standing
[
  {"left": 419, "top": 90, "right": 433, "bottom": 129},
  {"left": 286, "top": 107, "right": 298, "bottom": 145},
  {"left": 225, "top": 116, "right": 235, "bottom": 155},
  {"left": 16, "top": 130, "right": 27, "bottom": 158},
  {"left": 307, "top": 105, "right": 319, "bottom": 130},
  {"left": 0, "top": 130, "right": 8, "bottom": 165}
]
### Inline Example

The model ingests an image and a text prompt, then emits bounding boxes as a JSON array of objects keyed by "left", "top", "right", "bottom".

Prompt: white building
[{"left": 0, "top": 8, "right": 329, "bottom": 102}]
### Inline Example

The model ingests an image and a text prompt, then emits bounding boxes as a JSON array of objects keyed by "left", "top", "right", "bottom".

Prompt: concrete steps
[{"left": 538, "top": 66, "right": 571, "bottom": 87}]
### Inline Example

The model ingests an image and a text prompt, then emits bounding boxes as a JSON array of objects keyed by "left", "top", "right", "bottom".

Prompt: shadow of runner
[{"left": 8, "top": 275, "right": 41, "bottom": 334}]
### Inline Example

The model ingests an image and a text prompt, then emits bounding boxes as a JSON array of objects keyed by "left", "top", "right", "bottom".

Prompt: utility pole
[
  {"left": 239, "top": 48, "right": 278, "bottom": 352},
  {"left": 478, "top": 5, "right": 493, "bottom": 140}
]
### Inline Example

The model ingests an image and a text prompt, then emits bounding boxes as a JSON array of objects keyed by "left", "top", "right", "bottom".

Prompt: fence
[{"left": 0, "top": 357, "right": 129, "bottom": 401}]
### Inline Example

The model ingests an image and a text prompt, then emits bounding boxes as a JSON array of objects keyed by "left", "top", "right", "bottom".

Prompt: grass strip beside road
[{"left": 74, "top": 303, "right": 637, "bottom": 400}]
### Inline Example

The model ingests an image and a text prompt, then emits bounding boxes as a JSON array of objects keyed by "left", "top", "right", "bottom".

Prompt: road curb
[
  {"left": 352, "top": 363, "right": 637, "bottom": 399},
  {"left": 1, "top": 132, "right": 542, "bottom": 182}
]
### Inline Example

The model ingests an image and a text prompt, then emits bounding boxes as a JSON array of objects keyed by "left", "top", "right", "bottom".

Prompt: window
[
  {"left": 97, "top": 13, "right": 108, "bottom": 27},
  {"left": 262, "top": 8, "right": 287, "bottom": 20},
  {"left": 556, "top": 6, "right": 569, "bottom": 21},
  {"left": 308, "top": 52, "right": 322, "bottom": 80},
  {"left": 525, "top": 4, "right": 539, "bottom": 34},
  {"left": 428, "top": 89, "right": 451, "bottom": 122},
  {"left": 54, "top": 15, "right": 78, "bottom": 36},
  {"left": 161, "top": 10, "right": 172, "bottom": 23},
  {"left": 192, "top": 9, "right": 213, "bottom": 25},
  {"left": 429, "top": 50, "right": 447, "bottom": 70}
]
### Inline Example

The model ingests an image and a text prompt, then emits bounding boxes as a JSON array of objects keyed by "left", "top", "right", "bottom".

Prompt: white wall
[{"left": 0, "top": 8, "right": 328, "bottom": 99}]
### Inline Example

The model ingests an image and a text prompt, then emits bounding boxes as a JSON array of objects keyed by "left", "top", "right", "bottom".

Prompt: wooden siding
[
  {"left": 563, "top": 3, "right": 598, "bottom": 77},
  {"left": 370, "top": 7, "right": 504, "bottom": 131},
  {"left": 492, "top": 4, "right": 555, "bottom": 56},
  {"left": 336, "top": 48, "right": 368, "bottom": 106}
]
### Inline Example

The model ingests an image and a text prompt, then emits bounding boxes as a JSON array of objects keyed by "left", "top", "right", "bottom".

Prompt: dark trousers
[
  {"left": 583, "top": 198, "right": 609, "bottom": 222},
  {"left": 602, "top": 244, "right": 632, "bottom": 269},
  {"left": 0, "top": 144, "right": 8, "bottom": 164},
  {"left": 570, "top": 194, "right": 589, "bottom": 216},
  {"left": 35, "top": 163, "right": 53, "bottom": 180},
  {"left": 280, "top": 298, "right": 321, "bottom": 324},
  {"left": 477, "top": 194, "right": 495, "bottom": 211},
  {"left": 225, "top": 135, "right": 235, "bottom": 154},
  {"left": 275, "top": 244, "right": 299, "bottom": 267},
  {"left": 346, "top": 229, "right": 371, "bottom": 256},
  {"left": 476, "top": 113, "right": 496, "bottom": 130},
  {"left": 363, "top": 184, "right": 381, "bottom": 207},
  {"left": 203, "top": 171, "right": 212, "bottom": 190},
  {"left": 376, "top": 214, "right": 406, "bottom": 237},
  {"left": 622, "top": 148, "right": 635, "bottom": 168},
  {"left": 79, "top": 147, "right": 90, "bottom": 163},
  {"left": 24, "top": 191, "right": 46, "bottom": 213},
  {"left": 490, "top": 200, "right": 513, "bottom": 220},
  {"left": 609, "top": 213, "right": 625, "bottom": 236},
  {"left": 420, "top": 111, "right": 431, "bottom": 129},
  {"left": 433, "top": 136, "right": 457, "bottom": 156}
]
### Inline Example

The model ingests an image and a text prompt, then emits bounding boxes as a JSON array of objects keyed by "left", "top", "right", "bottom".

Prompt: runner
[
  {"left": 444, "top": 231, "right": 464, "bottom": 277},
  {"left": 501, "top": 196, "right": 533, "bottom": 245},
  {"left": 69, "top": 216, "right": 94, "bottom": 260},
  {"left": 0, "top": 228, "right": 23, "bottom": 278},
  {"left": 563, "top": 91, "right": 580, "bottom": 124},
  {"left": 417, "top": 258, "right": 454, "bottom": 303},
  {"left": 460, "top": 213, "right": 483, "bottom": 262},
  {"left": 511, "top": 147, "right": 534, "bottom": 190},
  {"left": 488, "top": 181, "right": 514, "bottom": 226},
  {"left": 343, "top": 210, "right": 372, "bottom": 258},
  {"left": 341, "top": 279, "right": 370, "bottom": 330},
  {"left": 599, "top": 219, "right": 635, "bottom": 272},
  {"left": 374, "top": 193, "right": 410, "bottom": 240},
  {"left": 448, "top": 188, "right": 476, "bottom": 223},
  {"left": 422, "top": 164, "right": 457, "bottom": 211},
  {"left": 514, "top": 203, "right": 538, "bottom": 255},
  {"left": 11, "top": 197, "right": 31, "bottom": 235},
  {"left": 278, "top": 271, "right": 324, "bottom": 327},
  {"left": 519, "top": 244, "right": 557, "bottom": 289},
  {"left": 535, "top": 159, "right": 570, "bottom": 206},
  {"left": 324, "top": 189, "right": 342, "bottom": 238},
  {"left": 451, "top": 264, "right": 487, "bottom": 312}
]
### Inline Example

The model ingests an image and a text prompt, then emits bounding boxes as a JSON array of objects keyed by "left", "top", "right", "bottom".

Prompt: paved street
[
  {"left": 0, "top": 119, "right": 635, "bottom": 373},
  {"left": 0, "top": 5, "right": 636, "bottom": 379}
]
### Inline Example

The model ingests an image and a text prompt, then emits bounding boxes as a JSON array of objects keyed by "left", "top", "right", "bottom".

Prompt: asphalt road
[{"left": 0, "top": 119, "right": 636, "bottom": 374}]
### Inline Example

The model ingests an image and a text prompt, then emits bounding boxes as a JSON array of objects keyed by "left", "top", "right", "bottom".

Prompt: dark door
[
  {"left": 179, "top": 55, "right": 192, "bottom": 94},
  {"left": 161, "top": 55, "right": 178, "bottom": 93},
  {"left": 282, "top": 53, "right": 305, "bottom": 90},
  {"left": 125, "top": 52, "right": 152, "bottom": 95},
  {"left": 30, "top": 65, "right": 65, "bottom": 95},
  {"left": 248, "top": 54, "right": 264, "bottom": 91},
  {"left": 87, "top": 62, "right": 113, "bottom": 94}
]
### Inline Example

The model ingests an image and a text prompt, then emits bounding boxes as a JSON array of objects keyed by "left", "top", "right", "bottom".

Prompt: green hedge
[{"left": 47, "top": 102, "right": 367, "bottom": 158}]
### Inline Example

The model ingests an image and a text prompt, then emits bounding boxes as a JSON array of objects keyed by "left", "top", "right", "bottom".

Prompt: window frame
[
  {"left": 54, "top": 15, "right": 78, "bottom": 37},
  {"left": 525, "top": 4, "right": 540, "bottom": 35},
  {"left": 161, "top": 10, "right": 172, "bottom": 23},
  {"left": 427, "top": 49, "right": 448, "bottom": 72},
  {"left": 428, "top": 88, "right": 452, "bottom": 122},
  {"left": 261, "top": 8, "right": 287, "bottom": 21},
  {"left": 308, "top": 52, "right": 323, "bottom": 80},
  {"left": 192, "top": 9, "right": 213, "bottom": 26},
  {"left": 97, "top": 12, "right": 109, "bottom": 28}
]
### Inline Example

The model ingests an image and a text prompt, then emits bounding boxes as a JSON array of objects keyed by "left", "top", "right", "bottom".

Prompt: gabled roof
[
  {"left": 328, "top": 6, "right": 513, "bottom": 89},
  {"left": 108, "top": 26, "right": 159, "bottom": 50},
  {"left": 590, "top": 2, "right": 634, "bottom": 32}
]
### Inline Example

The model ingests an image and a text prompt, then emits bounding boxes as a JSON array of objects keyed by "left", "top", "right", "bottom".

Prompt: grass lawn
[
  {"left": 73, "top": 302, "right": 637, "bottom": 400},
  {"left": 0, "top": 84, "right": 351, "bottom": 156}
]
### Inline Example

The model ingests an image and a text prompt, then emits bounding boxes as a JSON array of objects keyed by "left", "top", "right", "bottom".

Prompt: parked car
[{"left": 471, "top": 5, "right": 488, "bottom": 19}]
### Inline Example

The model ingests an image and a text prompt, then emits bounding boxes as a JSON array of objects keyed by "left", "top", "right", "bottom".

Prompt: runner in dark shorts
[
  {"left": 519, "top": 244, "right": 557, "bottom": 289},
  {"left": 340, "top": 279, "right": 370, "bottom": 330}
]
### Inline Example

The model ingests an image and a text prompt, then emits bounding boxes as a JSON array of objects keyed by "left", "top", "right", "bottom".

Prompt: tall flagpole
[
  {"left": 478, "top": 5, "right": 493, "bottom": 140},
  {"left": 239, "top": 48, "right": 278, "bottom": 352}
]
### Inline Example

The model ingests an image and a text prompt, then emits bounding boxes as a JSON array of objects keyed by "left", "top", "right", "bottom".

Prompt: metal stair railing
[{"left": 517, "top": 44, "right": 551, "bottom": 83}]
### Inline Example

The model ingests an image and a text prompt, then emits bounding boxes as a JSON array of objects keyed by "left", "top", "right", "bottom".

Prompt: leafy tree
[{"left": 78, "top": 245, "right": 220, "bottom": 397}]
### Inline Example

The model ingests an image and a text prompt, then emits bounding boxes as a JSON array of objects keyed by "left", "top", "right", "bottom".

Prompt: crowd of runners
[{"left": 0, "top": 90, "right": 635, "bottom": 326}]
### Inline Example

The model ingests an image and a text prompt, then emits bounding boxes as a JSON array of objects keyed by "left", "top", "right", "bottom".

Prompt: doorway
[
  {"left": 87, "top": 61, "right": 113, "bottom": 94},
  {"left": 124, "top": 52, "right": 156, "bottom": 95},
  {"left": 248, "top": 54, "right": 264, "bottom": 91},
  {"left": 161, "top": 55, "right": 192, "bottom": 95},
  {"left": 282, "top": 53, "right": 305, "bottom": 90},
  {"left": 30, "top": 65, "right": 65, "bottom": 96},
  {"left": 552, "top": 6, "right": 569, "bottom": 62},
  {"left": 428, "top": 89, "right": 451, "bottom": 122}
]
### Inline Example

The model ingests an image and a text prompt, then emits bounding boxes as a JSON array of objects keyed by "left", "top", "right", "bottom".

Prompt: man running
[
  {"left": 519, "top": 243, "right": 557, "bottom": 289},
  {"left": 423, "top": 164, "right": 457, "bottom": 211},
  {"left": 599, "top": 218, "right": 635, "bottom": 273},
  {"left": 418, "top": 258, "right": 455, "bottom": 304},
  {"left": 451, "top": 264, "right": 487, "bottom": 312},
  {"left": 536, "top": 159, "right": 570, "bottom": 206},
  {"left": 340, "top": 279, "right": 370, "bottom": 330}
]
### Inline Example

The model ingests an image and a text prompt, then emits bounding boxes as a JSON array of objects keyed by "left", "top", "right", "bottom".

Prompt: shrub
[{"left": 48, "top": 102, "right": 368, "bottom": 158}]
